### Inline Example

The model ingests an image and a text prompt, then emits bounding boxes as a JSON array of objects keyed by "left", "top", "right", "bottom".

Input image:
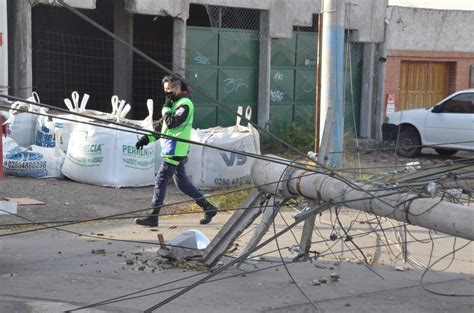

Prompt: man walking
[{"left": 134, "top": 75, "right": 218, "bottom": 227}]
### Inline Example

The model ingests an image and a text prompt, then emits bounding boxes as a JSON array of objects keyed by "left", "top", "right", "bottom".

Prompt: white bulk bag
[
  {"left": 8, "top": 92, "right": 43, "bottom": 147},
  {"left": 35, "top": 91, "right": 94, "bottom": 151},
  {"left": 61, "top": 99, "right": 159, "bottom": 187},
  {"left": 2, "top": 129, "right": 66, "bottom": 179},
  {"left": 185, "top": 106, "right": 260, "bottom": 189}
]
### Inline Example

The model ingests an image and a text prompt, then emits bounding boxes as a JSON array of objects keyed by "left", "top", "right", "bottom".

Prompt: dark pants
[{"left": 151, "top": 157, "right": 208, "bottom": 215}]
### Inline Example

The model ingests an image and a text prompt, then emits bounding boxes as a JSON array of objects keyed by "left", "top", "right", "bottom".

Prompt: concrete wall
[
  {"left": 126, "top": 0, "right": 191, "bottom": 20},
  {"left": 387, "top": 6, "right": 474, "bottom": 52},
  {"left": 348, "top": 0, "right": 388, "bottom": 43},
  {"left": 384, "top": 6, "right": 474, "bottom": 109},
  {"left": 12, "top": 0, "right": 388, "bottom": 134},
  {"left": 125, "top": 0, "right": 388, "bottom": 42},
  {"left": 33, "top": 0, "right": 96, "bottom": 9}
]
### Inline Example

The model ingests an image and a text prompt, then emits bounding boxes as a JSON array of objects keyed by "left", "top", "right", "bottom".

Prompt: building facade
[
  {"left": 384, "top": 6, "right": 474, "bottom": 112},
  {"left": 5, "top": 0, "right": 387, "bottom": 138}
]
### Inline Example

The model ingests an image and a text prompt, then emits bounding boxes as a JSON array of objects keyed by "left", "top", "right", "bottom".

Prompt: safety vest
[{"left": 157, "top": 97, "right": 194, "bottom": 165}]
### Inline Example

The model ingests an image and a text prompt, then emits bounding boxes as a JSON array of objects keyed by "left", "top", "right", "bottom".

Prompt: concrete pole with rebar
[
  {"left": 7, "top": 0, "right": 32, "bottom": 99},
  {"left": 252, "top": 155, "right": 474, "bottom": 241}
]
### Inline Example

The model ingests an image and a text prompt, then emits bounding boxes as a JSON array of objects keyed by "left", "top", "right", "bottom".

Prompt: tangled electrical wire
[{"left": 0, "top": 1, "right": 473, "bottom": 312}]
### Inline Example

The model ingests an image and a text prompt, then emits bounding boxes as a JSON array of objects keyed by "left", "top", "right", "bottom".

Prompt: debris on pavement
[{"left": 91, "top": 249, "right": 106, "bottom": 255}]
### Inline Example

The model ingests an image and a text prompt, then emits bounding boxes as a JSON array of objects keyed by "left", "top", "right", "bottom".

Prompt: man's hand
[
  {"left": 135, "top": 135, "right": 150, "bottom": 150},
  {"left": 161, "top": 106, "right": 173, "bottom": 117},
  {"left": 153, "top": 118, "right": 163, "bottom": 132}
]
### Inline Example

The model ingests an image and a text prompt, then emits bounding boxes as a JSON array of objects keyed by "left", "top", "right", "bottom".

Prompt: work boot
[
  {"left": 134, "top": 215, "right": 158, "bottom": 227},
  {"left": 200, "top": 203, "right": 218, "bottom": 225}
]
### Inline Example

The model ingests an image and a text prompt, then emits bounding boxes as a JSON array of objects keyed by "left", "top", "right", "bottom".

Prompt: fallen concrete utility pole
[
  {"left": 252, "top": 155, "right": 473, "bottom": 240},
  {"left": 202, "top": 155, "right": 473, "bottom": 266}
]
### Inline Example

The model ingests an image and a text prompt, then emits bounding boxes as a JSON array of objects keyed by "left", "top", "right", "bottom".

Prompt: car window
[{"left": 441, "top": 93, "right": 474, "bottom": 114}]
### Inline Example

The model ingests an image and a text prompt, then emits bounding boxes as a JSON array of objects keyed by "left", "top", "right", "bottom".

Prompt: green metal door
[
  {"left": 186, "top": 27, "right": 258, "bottom": 128},
  {"left": 186, "top": 27, "right": 362, "bottom": 133},
  {"left": 344, "top": 43, "right": 363, "bottom": 135},
  {"left": 270, "top": 32, "right": 362, "bottom": 135},
  {"left": 270, "top": 32, "right": 317, "bottom": 128}
]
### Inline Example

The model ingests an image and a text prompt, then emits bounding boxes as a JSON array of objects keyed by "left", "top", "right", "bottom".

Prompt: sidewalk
[{"left": 1, "top": 209, "right": 472, "bottom": 313}]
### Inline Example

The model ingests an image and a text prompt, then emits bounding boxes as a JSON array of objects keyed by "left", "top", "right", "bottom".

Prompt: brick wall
[
  {"left": 471, "top": 65, "right": 474, "bottom": 88},
  {"left": 384, "top": 50, "right": 474, "bottom": 107},
  {"left": 446, "top": 62, "right": 457, "bottom": 95}
]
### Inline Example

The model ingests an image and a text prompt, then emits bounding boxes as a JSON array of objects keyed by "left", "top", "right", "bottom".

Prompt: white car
[{"left": 382, "top": 89, "right": 474, "bottom": 157}]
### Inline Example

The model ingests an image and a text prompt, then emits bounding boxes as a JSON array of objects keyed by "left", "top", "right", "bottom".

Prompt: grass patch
[
  {"left": 261, "top": 117, "right": 315, "bottom": 155},
  {"left": 187, "top": 188, "right": 251, "bottom": 214}
]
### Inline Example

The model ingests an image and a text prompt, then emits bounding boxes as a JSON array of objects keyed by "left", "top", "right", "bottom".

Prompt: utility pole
[
  {"left": 319, "top": 0, "right": 345, "bottom": 167},
  {"left": 7, "top": 0, "right": 32, "bottom": 99},
  {"left": 202, "top": 154, "right": 473, "bottom": 266},
  {"left": 314, "top": 13, "right": 322, "bottom": 153},
  {"left": 251, "top": 155, "right": 473, "bottom": 241},
  {"left": 0, "top": 0, "right": 8, "bottom": 96}
]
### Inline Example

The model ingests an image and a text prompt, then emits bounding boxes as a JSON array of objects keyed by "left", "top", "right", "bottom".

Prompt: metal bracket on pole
[
  {"left": 237, "top": 196, "right": 287, "bottom": 266},
  {"left": 295, "top": 200, "right": 326, "bottom": 261},
  {"left": 202, "top": 190, "right": 267, "bottom": 267}
]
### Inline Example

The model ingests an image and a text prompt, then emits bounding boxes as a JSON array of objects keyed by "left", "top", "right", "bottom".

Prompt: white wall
[
  {"left": 33, "top": 0, "right": 96, "bottom": 9},
  {"left": 389, "top": 0, "right": 474, "bottom": 11},
  {"left": 126, "top": 0, "right": 388, "bottom": 43},
  {"left": 387, "top": 6, "right": 474, "bottom": 52}
]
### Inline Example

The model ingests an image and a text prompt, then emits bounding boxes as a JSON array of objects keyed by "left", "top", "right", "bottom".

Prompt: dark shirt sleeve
[
  {"left": 153, "top": 118, "right": 163, "bottom": 132},
  {"left": 163, "top": 104, "right": 190, "bottom": 129}
]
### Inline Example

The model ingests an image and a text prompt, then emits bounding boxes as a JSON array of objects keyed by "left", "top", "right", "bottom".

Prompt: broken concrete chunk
[
  {"left": 330, "top": 273, "right": 340, "bottom": 281},
  {"left": 311, "top": 280, "right": 321, "bottom": 286}
]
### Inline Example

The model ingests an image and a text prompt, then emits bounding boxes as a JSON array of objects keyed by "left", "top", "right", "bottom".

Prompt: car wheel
[
  {"left": 434, "top": 148, "right": 458, "bottom": 156},
  {"left": 395, "top": 128, "right": 422, "bottom": 157}
]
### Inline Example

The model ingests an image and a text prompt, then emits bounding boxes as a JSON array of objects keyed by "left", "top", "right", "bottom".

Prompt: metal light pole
[{"left": 319, "top": 0, "right": 345, "bottom": 166}]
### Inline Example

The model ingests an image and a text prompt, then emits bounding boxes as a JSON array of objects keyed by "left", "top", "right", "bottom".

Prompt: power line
[{"left": 140, "top": 184, "right": 426, "bottom": 312}]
